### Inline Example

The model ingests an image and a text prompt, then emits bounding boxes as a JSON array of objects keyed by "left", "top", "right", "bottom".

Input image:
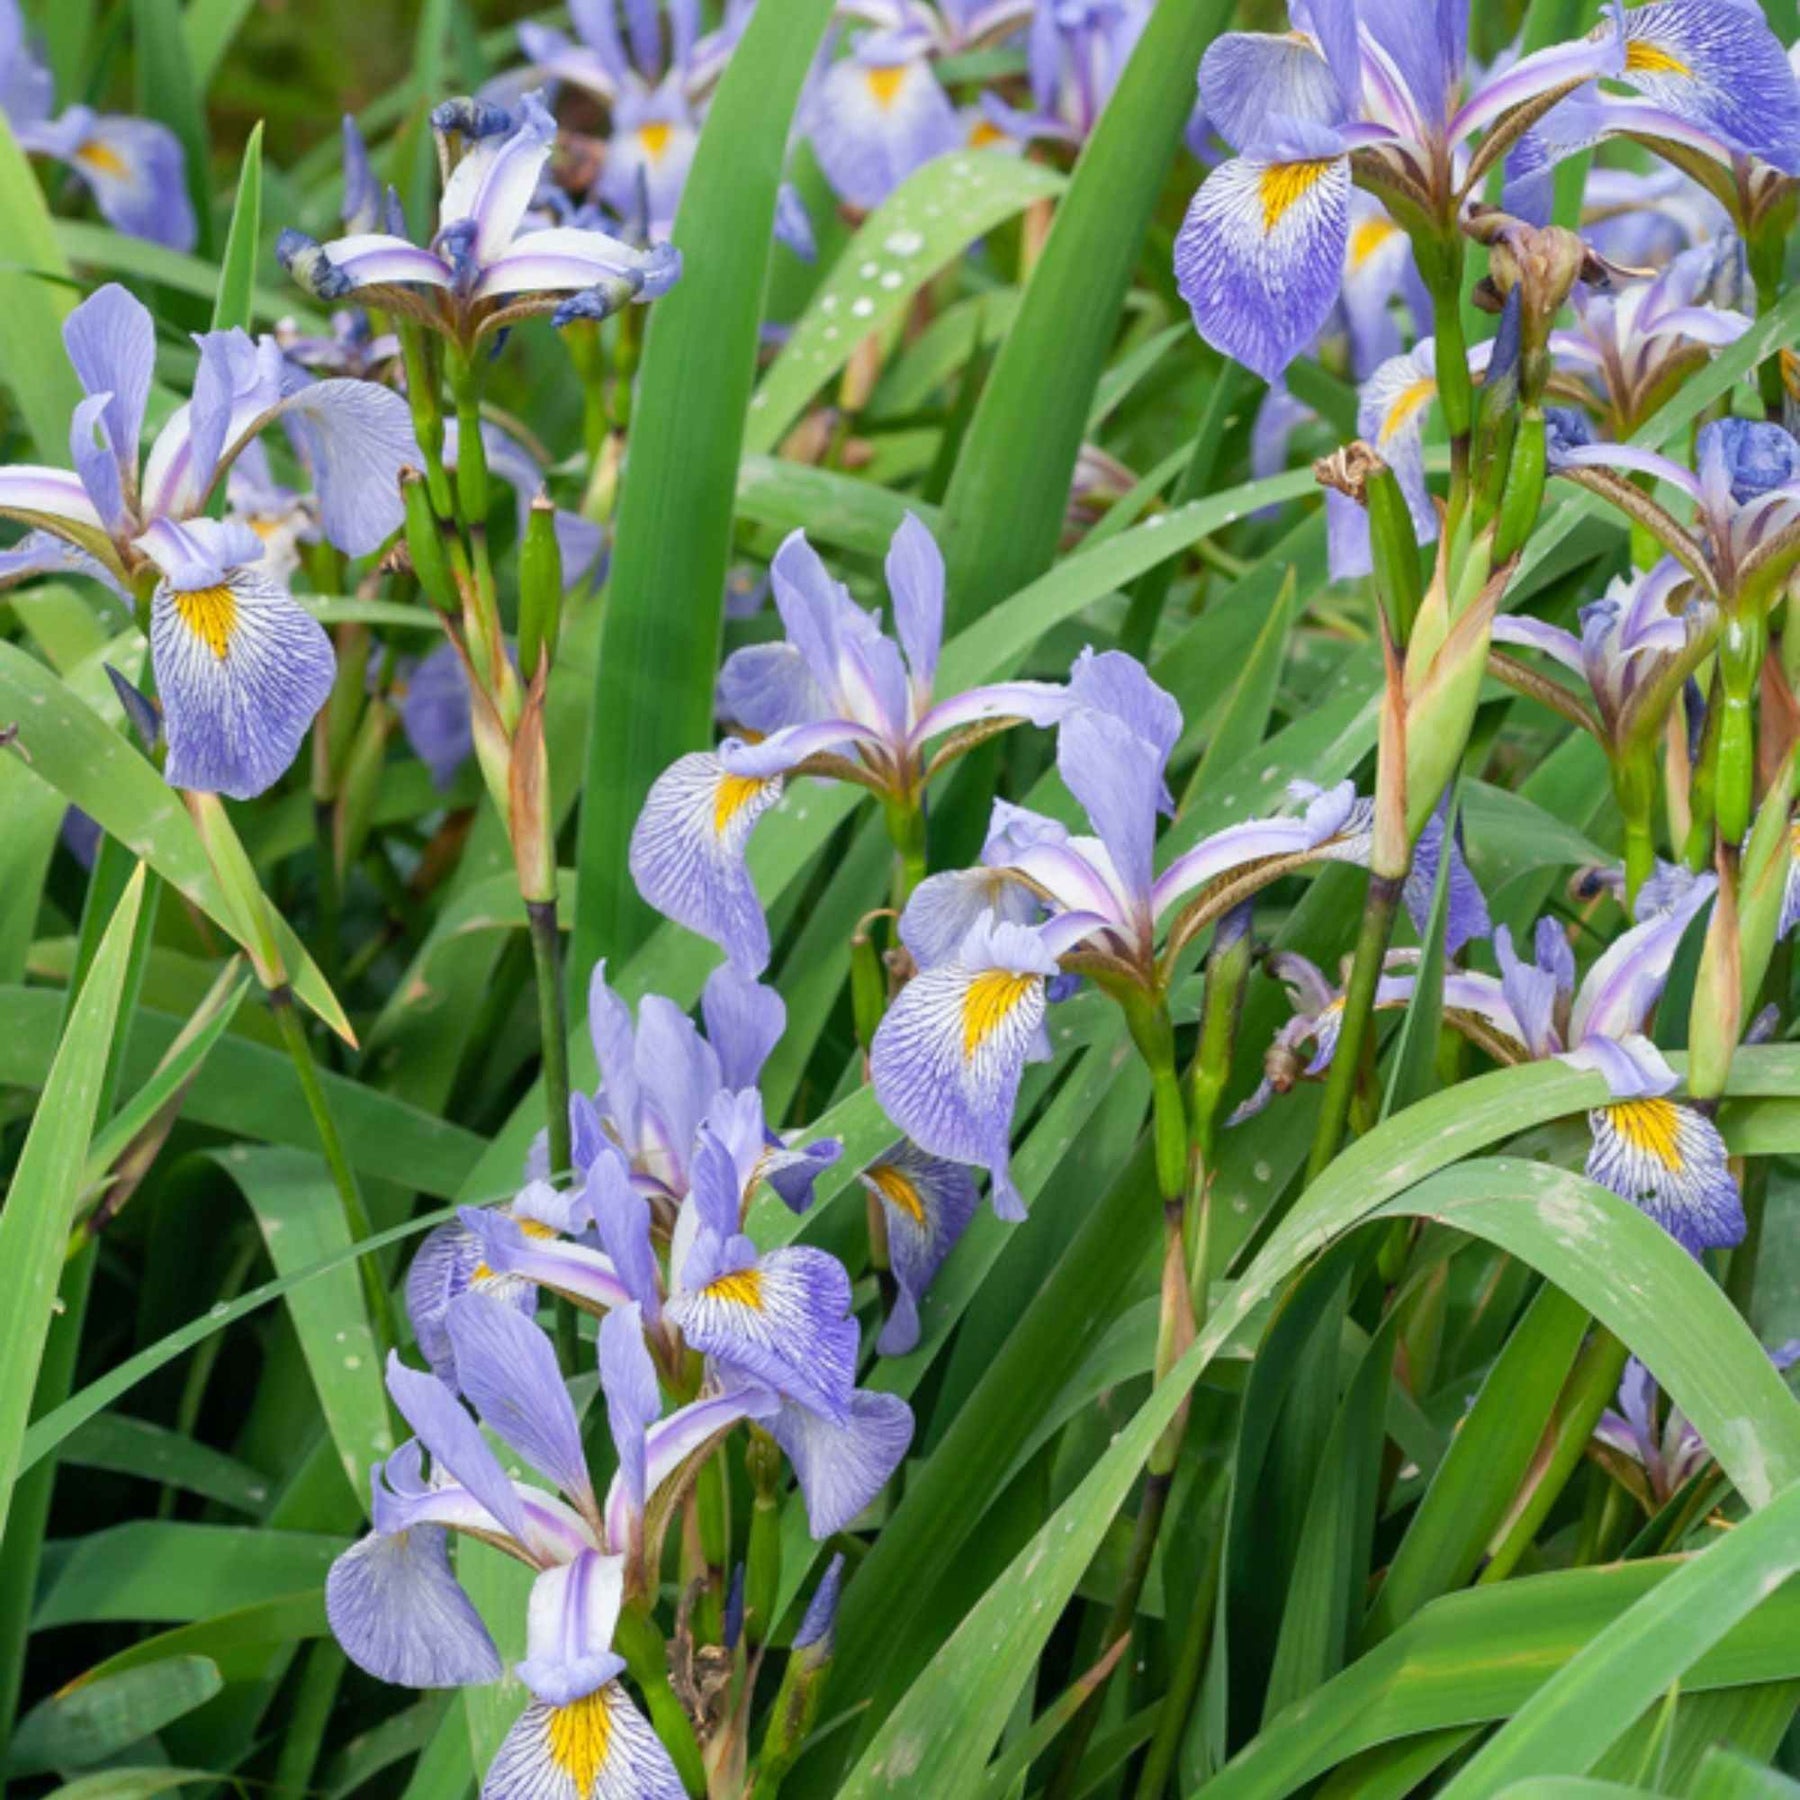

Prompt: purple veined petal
[
  {"left": 149, "top": 558, "right": 336, "bottom": 801},
  {"left": 438, "top": 89, "right": 556, "bottom": 265},
  {"left": 1357, "top": 340, "right": 1442, "bottom": 559},
  {"left": 62, "top": 283, "right": 155, "bottom": 484},
  {"left": 325, "top": 1526, "right": 503, "bottom": 1690},
  {"left": 0, "top": 464, "right": 108, "bottom": 539},
  {"left": 445, "top": 1292, "right": 595, "bottom": 1513},
  {"left": 1001, "top": 834, "right": 1129, "bottom": 931},
  {"left": 1612, "top": 0, "right": 1800, "bottom": 175},
  {"left": 59, "top": 114, "right": 196, "bottom": 251},
  {"left": 1562, "top": 1029, "right": 1680, "bottom": 1098},
  {"left": 1569, "top": 871, "right": 1716, "bottom": 1043},
  {"left": 1066, "top": 646, "right": 1182, "bottom": 771},
  {"left": 1149, "top": 807, "right": 1351, "bottom": 922},
  {"left": 1340, "top": 197, "right": 1416, "bottom": 379},
  {"left": 569, "top": 0, "right": 632, "bottom": 83},
  {"left": 886, "top": 510, "right": 945, "bottom": 699},
  {"left": 1491, "top": 614, "right": 1587, "bottom": 675},
  {"left": 1493, "top": 921, "right": 1566, "bottom": 1059},
  {"left": 597, "top": 84, "right": 699, "bottom": 237},
  {"left": 69, "top": 393, "right": 124, "bottom": 531},
  {"left": 459, "top": 1205, "right": 635, "bottom": 1314},
  {"left": 807, "top": 47, "right": 964, "bottom": 210},
  {"left": 1438, "top": 968, "right": 1527, "bottom": 1043},
  {"left": 717, "top": 717, "right": 886, "bottom": 779},
  {"left": 514, "top": 1550, "right": 628, "bottom": 1707},
  {"left": 1553, "top": 439, "right": 1702, "bottom": 501},
  {"left": 396, "top": 642, "right": 474, "bottom": 792},
  {"left": 1174, "top": 142, "right": 1352, "bottom": 385},
  {"left": 897, "top": 866, "right": 1041, "bottom": 970},
  {"left": 859, "top": 1142, "right": 980, "bottom": 1357},
  {"left": 666, "top": 1243, "right": 860, "bottom": 1421},
  {"left": 258, "top": 376, "right": 414, "bottom": 557},
  {"left": 1585, "top": 1095, "right": 1745, "bottom": 1252},
  {"left": 405, "top": 1214, "right": 535, "bottom": 1382},
  {"left": 584, "top": 1146, "right": 663, "bottom": 1322},
  {"left": 716, "top": 640, "right": 830, "bottom": 738},
  {"left": 598, "top": 1303, "right": 660, "bottom": 1530},
  {"left": 765, "top": 1133, "right": 844, "bottom": 1216},
  {"left": 1405, "top": 800, "right": 1491, "bottom": 956},
  {"left": 912, "top": 678, "right": 1070, "bottom": 748},
  {"left": 1291, "top": 0, "right": 1362, "bottom": 107},
  {"left": 586, "top": 962, "right": 643, "bottom": 1153},
  {"left": 766, "top": 527, "right": 865, "bottom": 699},
  {"left": 633, "top": 995, "right": 724, "bottom": 1187},
  {"left": 629, "top": 749, "right": 782, "bottom": 974},
  {"left": 0, "top": 2, "right": 54, "bottom": 129},
  {"left": 1549, "top": 326, "right": 1608, "bottom": 373},
  {"left": 473, "top": 223, "right": 667, "bottom": 298},
  {"left": 1642, "top": 303, "right": 1751, "bottom": 349},
  {"left": 685, "top": 1127, "right": 749, "bottom": 1246},
  {"left": 0, "top": 528, "right": 125, "bottom": 597},
  {"left": 309, "top": 231, "right": 455, "bottom": 291},
  {"left": 1452, "top": 30, "right": 1625, "bottom": 147},
  {"left": 868, "top": 915, "right": 1058, "bottom": 1221},
  {"left": 701, "top": 963, "right": 786, "bottom": 1090},
  {"left": 519, "top": 20, "right": 622, "bottom": 98},
  {"left": 340, "top": 115, "right": 381, "bottom": 234},
  {"left": 768, "top": 1389, "right": 915, "bottom": 1538},
  {"left": 1198, "top": 30, "right": 1347, "bottom": 152},
  {"left": 384, "top": 1352, "right": 533, "bottom": 1543},
  {"left": 483, "top": 1684, "right": 686, "bottom": 1800},
  {"left": 602, "top": 1385, "right": 776, "bottom": 1552},
  {"left": 1057, "top": 706, "right": 1164, "bottom": 931}
]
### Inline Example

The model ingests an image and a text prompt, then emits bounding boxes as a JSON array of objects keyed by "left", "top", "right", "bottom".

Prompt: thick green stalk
[
  {"left": 526, "top": 899, "right": 578, "bottom": 1373},
  {"left": 1306, "top": 874, "right": 1404, "bottom": 1182},
  {"left": 1414, "top": 233, "right": 1472, "bottom": 502},
  {"left": 1134, "top": 1496, "right": 1225, "bottom": 1800},
  {"left": 616, "top": 1605, "right": 707, "bottom": 1797},
  {"left": 270, "top": 987, "right": 397, "bottom": 1359}
]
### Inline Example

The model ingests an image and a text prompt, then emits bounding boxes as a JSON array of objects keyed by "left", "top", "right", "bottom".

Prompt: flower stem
[
  {"left": 526, "top": 896, "right": 579, "bottom": 1375},
  {"left": 1133, "top": 1493, "right": 1225, "bottom": 1800},
  {"left": 1306, "top": 873, "right": 1404, "bottom": 1182},
  {"left": 269, "top": 984, "right": 396, "bottom": 1360}
]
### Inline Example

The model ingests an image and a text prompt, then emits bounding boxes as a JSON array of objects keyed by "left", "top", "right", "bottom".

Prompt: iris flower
[
  {"left": 855, "top": 1140, "right": 979, "bottom": 1356},
  {"left": 277, "top": 92, "right": 680, "bottom": 346},
  {"left": 1173, "top": 0, "right": 1626, "bottom": 380},
  {"left": 0, "top": 0, "right": 194, "bottom": 250},
  {"left": 807, "top": 1, "right": 1032, "bottom": 209},
  {"left": 514, "top": 0, "right": 751, "bottom": 235},
  {"left": 0, "top": 285, "right": 413, "bottom": 798},
  {"left": 327, "top": 1297, "right": 727, "bottom": 1795},
  {"left": 631, "top": 515, "right": 1068, "bottom": 974},
  {"left": 978, "top": 0, "right": 1148, "bottom": 146},
  {"left": 869, "top": 652, "right": 1375, "bottom": 1214}
]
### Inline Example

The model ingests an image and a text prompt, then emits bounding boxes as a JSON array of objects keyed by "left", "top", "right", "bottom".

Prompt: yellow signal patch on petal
[
  {"left": 638, "top": 122, "right": 674, "bottom": 162},
  {"left": 714, "top": 772, "right": 773, "bottom": 836},
  {"left": 76, "top": 140, "right": 130, "bottom": 178},
  {"left": 866, "top": 65, "right": 908, "bottom": 110},
  {"left": 961, "top": 970, "right": 1037, "bottom": 1059},
  {"left": 867, "top": 1163, "right": 926, "bottom": 1226},
  {"left": 967, "top": 116, "right": 1007, "bottom": 149},
  {"left": 1349, "top": 215, "right": 1398, "bottom": 270},
  {"left": 1607, "top": 1098, "right": 1686, "bottom": 1172},
  {"left": 1259, "top": 160, "right": 1336, "bottom": 234},
  {"left": 706, "top": 1268, "right": 765, "bottom": 1310},
  {"left": 1625, "top": 38, "right": 1691, "bottom": 77},
  {"left": 1380, "top": 378, "right": 1436, "bottom": 445},
  {"left": 173, "top": 585, "right": 239, "bottom": 660},
  {"left": 546, "top": 1689, "right": 615, "bottom": 1791}
]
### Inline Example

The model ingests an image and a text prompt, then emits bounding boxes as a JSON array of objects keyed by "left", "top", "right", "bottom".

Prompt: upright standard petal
[
  {"left": 869, "top": 915, "right": 1059, "bottom": 1220},
  {"left": 598, "top": 1304, "right": 662, "bottom": 1523},
  {"left": 1175, "top": 137, "right": 1351, "bottom": 384},
  {"left": 482, "top": 1682, "right": 685, "bottom": 1799},
  {"left": 700, "top": 963, "right": 786, "bottom": 1091},
  {"left": 62, "top": 282, "right": 155, "bottom": 485},
  {"left": 446, "top": 1293, "right": 596, "bottom": 1513},
  {"left": 149, "top": 557, "right": 336, "bottom": 800},
  {"left": 326, "top": 1525, "right": 503, "bottom": 1690},
  {"left": 385, "top": 1352, "right": 532, "bottom": 1543},
  {"left": 1197, "top": 30, "right": 1346, "bottom": 151},
  {"left": 630, "top": 751, "right": 782, "bottom": 973},
  {"left": 885, "top": 511, "right": 945, "bottom": 698},
  {"left": 1585, "top": 1097, "right": 1744, "bottom": 1252}
]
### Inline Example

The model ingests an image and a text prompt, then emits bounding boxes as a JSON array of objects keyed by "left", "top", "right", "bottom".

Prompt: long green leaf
[
  {"left": 0, "top": 114, "right": 83, "bottom": 456},
  {"left": 0, "top": 866, "right": 145, "bottom": 1545},
  {"left": 7, "top": 1657, "right": 221, "bottom": 1778},
  {"left": 210, "top": 122, "right": 263, "bottom": 333},
  {"left": 130, "top": 0, "right": 213, "bottom": 257},
  {"left": 570, "top": 0, "right": 835, "bottom": 980}
]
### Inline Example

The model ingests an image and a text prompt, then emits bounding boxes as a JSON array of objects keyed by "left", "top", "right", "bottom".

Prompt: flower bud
[
  {"left": 105, "top": 663, "right": 162, "bottom": 757},
  {"left": 757, "top": 1557, "right": 843, "bottom": 1787},
  {"left": 402, "top": 470, "right": 459, "bottom": 616},
  {"left": 506, "top": 666, "right": 556, "bottom": 905},
  {"left": 518, "top": 490, "right": 563, "bottom": 682},
  {"left": 1687, "top": 851, "right": 1740, "bottom": 1103},
  {"left": 1469, "top": 215, "right": 1589, "bottom": 402}
]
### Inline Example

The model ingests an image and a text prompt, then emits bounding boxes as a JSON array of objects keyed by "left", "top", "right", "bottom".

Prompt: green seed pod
[
  {"left": 1492, "top": 406, "right": 1546, "bottom": 564},
  {"left": 518, "top": 491, "right": 564, "bottom": 681}
]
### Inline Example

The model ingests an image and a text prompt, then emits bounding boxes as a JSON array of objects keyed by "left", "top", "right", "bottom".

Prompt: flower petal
[
  {"left": 858, "top": 1142, "right": 980, "bottom": 1356},
  {"left": 1585, "top": 1098, "right": 1744, "bottom": 1252},
  {"left": 326, "top": 1526, "right": 502, "bottom": 1690},
  {"left": 265, "top": 376, "right": 415, "bottom": 557},
  {"left": 807, "top": 52, "right": 962, "bottom": 211},
  {"left": 768, "top": 1389, "right": 914, "bottom": 1538},
  {"left": 629, "top": 750, "right": 782, "bottom": 973},
  {"left": 62, "top": 282, "right": 155, "bottom": 484},
  {"left": 482, "top": 1683, "right": 685, "bottom": 1800},
  {"left": 514, "top": 1550, "right": 628, "bottom": 1708},
  {"left": 64, "top": 114, "right": 196, "bottom": 251}
]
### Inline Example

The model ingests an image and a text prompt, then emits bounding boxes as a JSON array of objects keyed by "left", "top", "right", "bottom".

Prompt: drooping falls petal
[
  {"left": 325, "top": 1524, "right": 503, "bottom": 1690},
  {"left": 858, "top": 1142, "right": 980, "bottom": 1357},
  {"left": 482, "top": 1683, "right": 686, "bottom": 1800},
  {"left": 807, "top": 50, "right": 962, "bottom": 211},
  {"left": 770, "top": 1388, "right": 916, "bottom": 1538},
  {"left": 869, "top": 917, "right": 1059, "bottom": 1221},
  {"left": 629, "top": 750, "right": 784, "bottom": 974},
  {"left": 58, "top": 113, "right": 197, "bottom": 252},
  {"left": 1585, "top": 1097, "right": 1744, "bottom": 1253},
  {"left": 265, "top": 376, "right": 415, "bottom": 557},
  {"left": 1174, "top": 142, "right": 1351, "bottom": 384},
  {"left": 149, "top": 562, "right": 336, "bottom": 801}
]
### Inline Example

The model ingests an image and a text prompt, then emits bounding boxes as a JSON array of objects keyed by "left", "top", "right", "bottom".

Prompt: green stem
[
  {"left": 616, "top": 1605, "right": 708, "bottom": 1798},
  {"left": 1479, "top": 1327, "right": 1630, "bottom": 1585},
  {"left": 526, "top": 898, "right": 578, "bottom": 1375},
  {"left": 270, "top": 986, "right": 397, "bottom": 1359},
  {"left": 1133, "top": 1497, "right": 1225, "bottom": 1800},
  {"left": 1306, "top": 874, "right": 1404, "bottom": 1183},
  {"left": 313, "top": 795, "right": 341, "bottom": 990}
]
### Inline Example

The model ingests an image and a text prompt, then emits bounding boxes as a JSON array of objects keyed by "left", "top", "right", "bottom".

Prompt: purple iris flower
[
  {"left": 515, "top": 0, "right": 752, "bottom": 236},
  {"left": 0, "top": 0, "right": 194, "bottom": 250},
  {"left": 393, "top": 642, "right": 478, "bottom": 793},
  {"left": 278, "top": 92, "right": 680, "bottom": 345},
  {"left": 1549, "top": 241, "right": 1750, "bottom": 437},
  {"left": 1492, "top": 561, "right": 1715, "bottom": 758},
  {"left": 1577, "top": 165, "right": 1728, "bottom": 269},
  {"left": 0, "top": 285, "right": 413, "bottom": 798},
  {"left": 630, "top": 514, "right": 1068, "bottom": 974},
  {"left": 977, "top": 0, "right": 1149, "bottom": 146},
  {"left": 328, "top": 1296, "right": 746, "bottom": 1795},
  {"left": 806, "top": 1, "right": 1032, "bottom": 210},
  {"left": 1595, "top": 1342, "right": 1800, "bottom": 1511},
  {"left": 1428, "top": 882, "right": 1739, "bottom": 1251},
  {"left": 869, "top": 652, "right": 1376, "bottom": 1215},
  {"left": 1173, "top": 0, "right": 1625, "bottom": 380},
  {"left": 855, "top": 1140, "right": 980, "bottom": 1355}
]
